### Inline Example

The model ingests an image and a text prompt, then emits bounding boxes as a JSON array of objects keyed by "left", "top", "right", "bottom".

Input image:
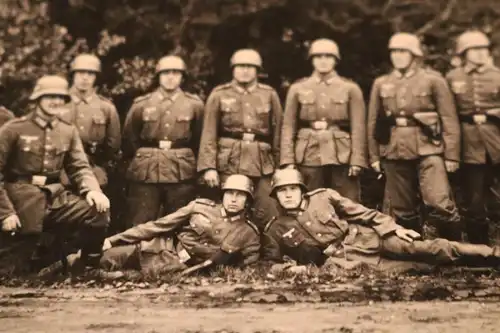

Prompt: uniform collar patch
[
  {"left": 312, "top": 71, "right": 338, "bottom": 84},
  {"left": 32, "top": 111, "right": 59, "bottom": 129},
  {"left": 232, "top": 80, "right": 257, "bottom": 94}
]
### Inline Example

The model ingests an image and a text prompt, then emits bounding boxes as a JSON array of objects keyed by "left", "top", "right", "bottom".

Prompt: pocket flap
[
  {"left": 298, "top": 90, "right": 316, "bottom": 104},
  {"left": 142, "top": 108, "right": 160, "bottom": 121},
  {"left": 92, "top": 116, "right": 106, "bottom": 125},
  {"left": 333, "top": 130, "right": 350, "bottom": 139}
]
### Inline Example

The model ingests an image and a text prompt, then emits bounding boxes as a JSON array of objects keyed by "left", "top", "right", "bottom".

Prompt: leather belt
[
  {"left": 140, "top": 139, "right": 191, "bottom": 150},
  {"left": 5, "top": 174, "right": 60, "bottom": 186},
  {"left": 459, "top": 114, "right": 490, "bottom": 125},
  {"left": 298, "top": 120, "right": 350, "bottom": 131},
  {"left": 220, "top": 131, "right": 269, "bottom": 143},
  {"left": 392, "top": 116, "right": 418, "bottom": 127}
]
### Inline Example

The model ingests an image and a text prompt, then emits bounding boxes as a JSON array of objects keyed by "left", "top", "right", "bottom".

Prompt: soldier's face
[
  {"left": 159, "top": 71, "right": 183, "bottom": 91},
  {"left": 233, "top": 65, "right": 257, "bottom": 84},
  {"left": 73, "top": 71, "right": 97, "bottom": 92},
  {"left": 390, "top": 49, "right": 413, "bottom": 70},
  {"left": 275, "top": 185, "right": 303, "bottom": 210},
  {"left": 38, "top": 95, "right": 67, "bottom": 116},
  {"left": 465, "top": 47, "right": 491, "bottom": 66},
  {"left": 222, "top": 190, "right": 248, "bottom": 214},
  {"left": 312, "top": 54, "right": 336, "bottom": 73}
]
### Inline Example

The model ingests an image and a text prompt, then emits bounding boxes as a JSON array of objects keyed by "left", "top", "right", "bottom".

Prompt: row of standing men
[{"left": 0, "top": 30, "right": 499, "bottom": 273}]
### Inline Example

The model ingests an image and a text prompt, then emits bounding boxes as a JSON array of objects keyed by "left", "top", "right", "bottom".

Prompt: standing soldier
[
  {"left": 446, "top": 31, "right": 500, "bottom": 245},
  {"left": 0, "top": 75, "right": 110, "bottom": 272},
  {"left": 123, "top": 55, "right": 203, "bottom": 227},
  {"left": 280, "top": 38, "right": 367, "bottom": 201},
  {"left": 367, "top": 33, "right": 461, "bottom": 240},
  {"left": 197, "top": 49, "right": 282, "bottom": 228},
  {"left": 59, "top": 54, "right": 121, "bottom": 188}
]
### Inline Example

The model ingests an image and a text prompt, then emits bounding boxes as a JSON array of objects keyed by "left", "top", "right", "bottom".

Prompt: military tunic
[
  {"left": 102, "top": 198, "right": 260, "bottom": 274},
  {"left": 262, "top": 188, "right": 495, "bottom": 271},
  {"left": 280, "top": 72, "right": 367, "bottom": 200},
  {"left": 197, "top": 81, "right": 282, "bottom": 228},
  {"left": 0, "top": 106, "right": 15, "bottom": 127},
  {"left": 0, "top": 111, "right": 108, "bottom": 265},
  {"left": 59, "top": 89, "right": 121, "bottom": 187},
  {"left": 367, "top": 67, "right": 461, "bottom": 235},
  {"left": 446, "top": 64, "right": 500, "bottom": 244},
  {"left": 122, "top": 88, "right": 204, "bottom": 227}
]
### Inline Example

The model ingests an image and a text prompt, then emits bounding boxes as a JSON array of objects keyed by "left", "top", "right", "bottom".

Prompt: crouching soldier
[
  {"left": 100, "top": 174, "right": 260, "bottom": 275},
  {"left": 0, "top": 75, "right": 110, "bottom": 272},
  {"left": 262, "top": 169, "right": 500, "bottom": 272}
]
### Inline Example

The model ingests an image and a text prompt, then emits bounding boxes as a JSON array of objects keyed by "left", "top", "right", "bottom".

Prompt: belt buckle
[
  {"left": 242, "top": 133, "right": 255, "bottom": 142},
  {"left": 312, "top": 120, "right": 328, "bottom": 130},
  {"left": 395, "top": 117, "right": 408, "bottom": 127},
  {"left": 473, "top": 114, "right": 487, "bottom": 125},
  {"left": 159, "top": 140, "right": 172, "bottom": 150},
  {"left": 31, "top": 175, "right": 47, "bottom": 186}
]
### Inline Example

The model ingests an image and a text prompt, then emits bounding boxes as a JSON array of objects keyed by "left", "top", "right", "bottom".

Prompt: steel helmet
[
  {"left": 156, "top": 55, "right": 186, "bottom": 74},
  {"left": 222, "top": 174, "right": 255, "bottom": 199},
  {"left": 70, "top": 54, "right": 101, "bottom": 73},
  {"left": 230, "top": 49, "right": 262, "bottom": 68},
  {"left": 456, "top": 31, "right": 490, "bottom": 55},
  {"left": 270, "top": 169, "right": 307, "bottom": 197},
  {"left": 308, "top": 38, "right": 341, "bottom": 60},
  {"left": 29, "top": 75, "right": 70, "bottom": 101},
  {"left": 388, "top": 33, "right": 423, "bottom": 57}
]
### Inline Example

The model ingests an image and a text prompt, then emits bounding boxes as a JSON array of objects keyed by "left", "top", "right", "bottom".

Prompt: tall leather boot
[
  {"left": 465, "top": 218, "right": 490, "bottom": 245},
  {"left": 397, "top": 215, "right": 422, "bottom": 234}
]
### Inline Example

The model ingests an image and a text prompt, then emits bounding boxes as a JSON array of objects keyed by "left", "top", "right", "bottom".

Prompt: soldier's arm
[
  {"left": 328, "top": 189, "right": 402, "bottom": 237},
  {"left": 104, "top": 102, "right": 122, "bottom": 160},
  {"left": 0, "top": 124, "right": 18, "bottom": 220},
  {"left": 122, "top": 102, "right": 143, "bottom": 160},
  {"left": 64, "top": 127, "right": 101, "bottom": 195},
  {"left": 107, "top": 201, "right": 195, "bottom": 246},
  {"left": 270, "top": 90, "right": 283, "bottom": 166},
  {"left": 261, "top": 229, "right": 285, "bottom": 263},
  {"left": 348, "top": 83, "right": 368, "bottom": 168},
  {"left": 367, "top": 79, "right": 382, "bottom": 165},
  {"left": 220, "top": 223, "right": 261, "bottom": 267},
  {"left": 191, "top": 99, "right": 204, "bottom": 157},
  {"left": 432, "top": 75, "right": 461, "bottom": 161},
  {"left": 280, "top": 84, "right": 299, "bottom": 166},
  {"left": 197, "top": 91, "right": 220, "bottom": 172}
]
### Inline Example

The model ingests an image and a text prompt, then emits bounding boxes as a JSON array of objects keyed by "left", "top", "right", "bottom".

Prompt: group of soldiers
[{"left": 2, "top": 29, "right": 500, "bottom": 277}]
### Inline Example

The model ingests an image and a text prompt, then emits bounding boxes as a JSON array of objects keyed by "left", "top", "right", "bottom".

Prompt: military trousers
[
  {"left": 298, "top": 164, "right": 360, "bottom": 202},
  {"left": 382, "top": 156, "right": 461, "bottom": 239},
  {"left": 458, "top": 162, "right": 500, "bottom": 245},
  {"left": 220, "top": 173, "right": 279, "bottom": 230},
  {"left": 124, "top": 180, "right": 196, "bottom": 228}
]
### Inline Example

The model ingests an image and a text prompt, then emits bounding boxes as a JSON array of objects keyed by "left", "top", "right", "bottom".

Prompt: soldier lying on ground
[
  {"left": 262, "top": 169, "right": 500, "bottom": 272},
  {"left": 98, "top": 174, "right": 260, "bottom": 276}
]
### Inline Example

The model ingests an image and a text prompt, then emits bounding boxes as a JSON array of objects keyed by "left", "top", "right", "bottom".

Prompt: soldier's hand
[
  {"left": 203, "top": 169, "right": 220, "bottom": 188},
  {"left": 86, "top": 191, "right": 110, "bottom": 212},
  {"left": 371, "top": 161, "right": 381, "bottom": 173},
  {"left": 395, "top": 228, "right": 421, "bottom": 243},
  {"left": 445, "top": 160, "right": 460, "bottom": 173},
  {"left": 348, "top": 165, "right": 362, "bottom": 177},
  {"left": 2, "top": 214, "right": 21, "bottom": 233},
  {"left": 102, "top": 238, "right": 112, "bottom": 251}
]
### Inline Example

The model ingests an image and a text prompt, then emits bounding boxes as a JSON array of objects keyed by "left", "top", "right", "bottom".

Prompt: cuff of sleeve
[{"left": 373, "top": 223, "right": 403, "bottom": 237}]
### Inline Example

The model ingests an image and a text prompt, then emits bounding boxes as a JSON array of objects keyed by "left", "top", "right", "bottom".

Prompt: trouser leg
[
  {"left": 100, "top": 244, "right": 140, "bottom": 271},
  {"left": 251, "top": 175, "right": 280, "bottom": 229},
  {"left": 297, "top": 165, "right": 325, "bottom": 191},
  {"left": 329, "top": 164, "right": 361, "bottom": 202},
  {"left": 124, "top": 182, "right": 162, "bottom": 227},
  {"left": 163, "top": 180, "right": 196, "bottom": 215}
]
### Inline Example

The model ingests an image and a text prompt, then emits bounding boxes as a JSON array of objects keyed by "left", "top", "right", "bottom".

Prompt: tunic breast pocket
[
  {"left": 174, "top": 112, "right": 193, "bottom": 139},
  {"left": 255, "top": 102, "right": 271, "bottom": 128},
  {"left": 220, "top": 98, "right": 240, "bottom": 128},
  {"left": 298, "top": 90, "right": 316, "bottom": 120},
  {"left": 140, "top": 108, "right": 160, "bottom": 140},
  {"left": 331, "top": 93, "right": 349, "bottom": 121},
  {"left": 53, "top": 144, "right": 70, "bottom": 171},
  {"left": 414, "top": 90, "right": 435, "bottom": 111},
  {"left": 89, "top": 115, "right": 107, "bottom": 142},
  {"left": 17, "top": 139, "right": 43, "bottom": 171},
  {"left": 380, "top": 85, "right": 396, "bottom": 112}
]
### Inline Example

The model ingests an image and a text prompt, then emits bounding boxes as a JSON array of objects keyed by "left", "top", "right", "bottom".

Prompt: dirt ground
[{"left": 1, "top": 286, "right": 500, "bottom": 333}]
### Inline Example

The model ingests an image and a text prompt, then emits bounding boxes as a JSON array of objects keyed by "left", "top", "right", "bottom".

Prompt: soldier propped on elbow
[
  {"left": 197, "top": 49, "right": 282, "bottom": 229},
  {"left": 0, "top": 75, "right": 110, "bottom": 273},
  {"left": 122, "top": 56, "right": 204, "bottom": 227},
  {"left": 446, "top": 31, "right": 500, "bottom": 245},
  {"left": 367, "top": 33, "right": 462, "bottom": 240},
  {"left": 280, "top": 38, "right": 367, "bottom": 201}
]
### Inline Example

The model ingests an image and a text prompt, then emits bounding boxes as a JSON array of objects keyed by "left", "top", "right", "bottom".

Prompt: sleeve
[
  {"left": 220, "top": 224, "right": 261, "bottom": 267},
  {"left": 328, "top": 189, "right": 402, "bottom": 236},
  {"left": 108, "top": 201, "right": 195, "bottom": 245},
  {"left": 122, "top": 102, "right": 143, "bottom": 160},
  {"left": 191, "top": 99, "right": 205, "bottom": 157},
  {"left": 260, "top": 231, "right": 285, "bottom": 263},
  {"left": 367, "top": 79, "right": 382, "bottom": 165},
  {"left": 104, "top": 102, "right": 122, "bottom": 161},
  {"left": 197, "top": 91, "right": 220, "bottom": 172},
  {"left": 348, "top": 83, "right": 368, "bottom": 168},
  {"left": 0, "top": 124, "right": 18, "bottom": 220},
  {"left": 270, "top": 89, "right": 283, "bottom": 166},
  {"left": 64, "top": 127, "right": 101, "bottom": 195},
  {"left": 432, "top": 76, "right": 461, "bottom": 162},
  {"left": 280, "top": 84, "right": 299, "bottom": 166}
]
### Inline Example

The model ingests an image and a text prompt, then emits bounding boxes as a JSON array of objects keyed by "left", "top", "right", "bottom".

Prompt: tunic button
[
  {"left": 298, "top": 212, "right": 302, "bottom": 216},
  {"left": 245, "top": 103, "right": 250, "bottom": 107},
  {"left": 166, "top": 111, "right": 170, "bottom": 115},
  {"left": 215, "top": 230, "right": 220, "bottom": 234},
  {"left": 294, "top": 242, "right": 298, "bottom": 246},
  {"left": 317, "top": 233, "right": 322, "bottom": 237},
  {"left": 306, "top": 222, "right": 311, "bottom": 226},
  {"left": 203, "top": 242, "right": 208, "bottom": 246},
  {"left": 43, "top": 160, "right": 48, "bottom": 165},
  {"left": 165, "top": 124, "right": 170, "bottom": 127},
  {"left": 79, "top": 126, "right": 84, "bottom": 130}
]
